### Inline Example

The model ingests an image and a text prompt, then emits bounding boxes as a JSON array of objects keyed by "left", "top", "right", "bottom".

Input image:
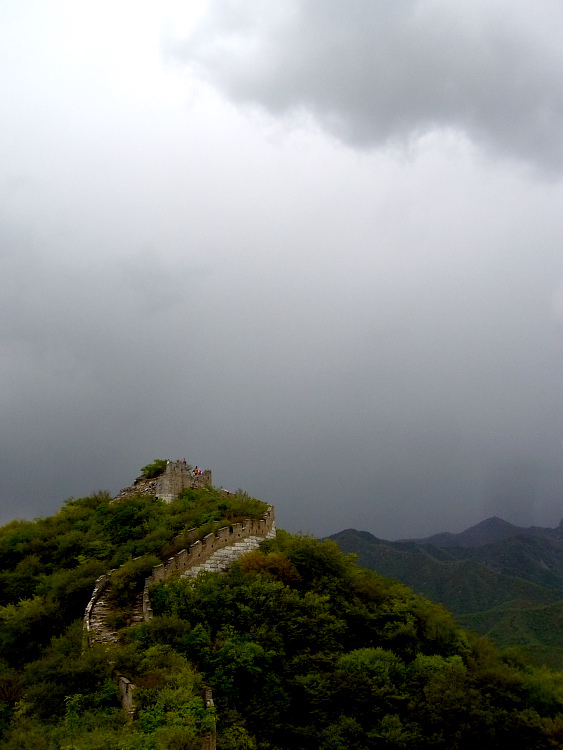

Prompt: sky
[{"left": 2, "top": 0, "right": 563, "bottom": 539}]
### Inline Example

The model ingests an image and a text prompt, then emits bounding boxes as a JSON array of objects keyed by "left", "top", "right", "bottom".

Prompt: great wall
[{"left": 83, "top": 460, "right": 276, "bottom": 747}]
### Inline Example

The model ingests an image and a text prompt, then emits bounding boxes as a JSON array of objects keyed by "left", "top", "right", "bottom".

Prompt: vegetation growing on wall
[
  {"left": 140, "top": 459, "right": 169, "bottom": 479},
  {"left": 0, "top": 486, "right": 267, "bottom": 663},
  {"left": 0, "top": 483, "right": 267, "bottom": 748}
]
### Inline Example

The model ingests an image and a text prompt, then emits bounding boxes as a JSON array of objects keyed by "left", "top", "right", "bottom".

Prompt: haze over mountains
[
  {"left": 407, "top": 515, "right": 563, "bottom": 549},
  {"left": 330, "top": 516, "right": 563, "bottom": 667}
]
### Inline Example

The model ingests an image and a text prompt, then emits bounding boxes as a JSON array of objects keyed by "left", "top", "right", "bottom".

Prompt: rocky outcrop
[{"left": 113, "top": 476, "right": 158, "bottom": 502}]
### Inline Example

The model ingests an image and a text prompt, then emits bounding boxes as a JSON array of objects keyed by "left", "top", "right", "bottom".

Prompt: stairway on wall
[
  {"left": 130, "top": 593, "right": 144, "bottom": 626},
  {"left": 87, "top": 529, "right": 276, "bottom": 645},
  {"left": 183, "top": 530, "right": 276, "bottom": 577},
  {"left": 88, "top": 590, "right": 120, "bottom": 645}
]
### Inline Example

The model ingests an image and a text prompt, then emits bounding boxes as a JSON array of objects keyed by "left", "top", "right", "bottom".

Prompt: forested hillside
[
  {"left": 0, "top": 467, "right": 267, "bottom": 749},
  {"left": 330, "top": 520, "right": 563, "bottom": 668},
  {"left": 2, "top": 478, "right": 563, "bottom": 748}
]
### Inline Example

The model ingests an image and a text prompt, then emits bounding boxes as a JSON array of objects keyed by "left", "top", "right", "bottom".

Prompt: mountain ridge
[
  {"left": 2, "top": 467, "right": 563, "bottom": 747},
  {"left": 401, "top": 515, "right": 563, "bottom": 548},
  {"left": 329, "top": 516, "right": 563, "bottom": 667}
]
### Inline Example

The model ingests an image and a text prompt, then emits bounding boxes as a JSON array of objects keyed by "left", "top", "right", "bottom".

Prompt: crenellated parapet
[
  {"left": 142, "top": 506, "right": 275, "bottom": 620},
  {"left": 83, "top": 461, "right": 274, "bottom": 746},
  {"left": 84, "top": 504, "right": 276, "bottom": 636}
]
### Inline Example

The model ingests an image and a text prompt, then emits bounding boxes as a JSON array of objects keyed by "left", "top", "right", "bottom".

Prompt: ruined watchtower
[{"left": 155, "top": 460, "right": 212, "bottom": 503}]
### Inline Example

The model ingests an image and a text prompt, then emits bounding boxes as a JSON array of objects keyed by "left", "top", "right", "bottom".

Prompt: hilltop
[{"left": 1, "top": 464, "right": 563, "bottom": 749}]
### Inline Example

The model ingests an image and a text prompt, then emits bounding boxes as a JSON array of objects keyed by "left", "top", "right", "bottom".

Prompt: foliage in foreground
[
  {"left": 2, "top": 485, "right": 563, "bottom": 749},
  {"left": 0, "top": 482, "right": 267, "bottom": 749},
  {"left": 131, "top": 532, "right": 563, "bottom": 749},
  {"left": 0, "top": 621, "right": 212, "bottom": 750},
  {"left": 0, "top": 486, "right": 267, "bottom": 665},
  {"left": 330, "top": 527, "right": 563, "bottom": 668}
]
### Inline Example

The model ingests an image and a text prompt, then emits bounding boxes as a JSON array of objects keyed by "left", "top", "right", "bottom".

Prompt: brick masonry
[
  {"left": 155, "top": 460, "right": 212, "bottom": 503},
  {"left": 83, "top": 462, "right": 275, "bottom": 747},
  {"left": 142, "top": 508, "right": 276, "bottom": 620}
]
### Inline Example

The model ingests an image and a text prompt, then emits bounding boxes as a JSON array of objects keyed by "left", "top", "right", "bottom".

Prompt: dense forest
[
  {"left": 330, "top": 520, "right": 563, "bottom": 668},
  {"left": 1, "top": 470, "right": 563, "bottom": 748}
]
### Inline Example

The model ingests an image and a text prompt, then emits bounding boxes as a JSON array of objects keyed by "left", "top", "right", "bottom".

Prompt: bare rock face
[{"left": 113, "top": 476, "right": 158, "bottom": 502}]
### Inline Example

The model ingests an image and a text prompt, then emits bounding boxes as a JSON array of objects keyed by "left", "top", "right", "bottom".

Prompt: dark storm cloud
[
  {"left": 174, "top": 0, "right": 563, "bottom": 170},
  {"left": 0, "top": 221, "right": 214, "bottom": 525},
  {"left": 4, "top": 2, "right": 563, "bottom": 542},
  {"left": 3, "top": 147, "right": 563, "bottom": 538}
]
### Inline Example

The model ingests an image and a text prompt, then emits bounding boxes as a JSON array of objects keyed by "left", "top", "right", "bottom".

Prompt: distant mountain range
[
  {"left": 407, "top": 515, "right": 563, "bottom": 549},
  {"left": 329, "top": 517, "right": 563, "bottom": 668}
]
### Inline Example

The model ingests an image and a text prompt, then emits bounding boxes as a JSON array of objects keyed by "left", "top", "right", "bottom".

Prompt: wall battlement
[
  {"left": 143, "top": 506, "right": 275, "bottom": 619},
  {"left": 83, "top": 506, "right": 275, "bottom": 635},
  {"left": 83, "top": 459, "right": 274, "bottom": 748}
]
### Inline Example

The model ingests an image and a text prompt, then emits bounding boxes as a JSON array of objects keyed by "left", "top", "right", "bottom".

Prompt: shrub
[
  {"left": 140, "top": 460, "right": 168, "bottom": 480},
  {"left": 107, "top": 555, "right": 161, "bottom": 609}
]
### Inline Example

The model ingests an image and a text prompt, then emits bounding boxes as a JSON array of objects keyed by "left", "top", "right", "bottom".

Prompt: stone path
[
  {"left": 89, "top": 589, "right": 119, "bottom": 645},
  {"left": 87, "top": 523, "right": 276, "bottom": 645},
  {"left": 130, "top": 593, "right": 144, "bottom": 626},
  {"left": 183, "top": 529, "right": 276, "bottom": 577}
]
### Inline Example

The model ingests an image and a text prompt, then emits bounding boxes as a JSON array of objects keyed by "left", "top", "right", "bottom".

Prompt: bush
[
  {"left": 140, "top": 461, "right": 168, "bottom": 480},
  {"left": 107, "top": 555, "right": 161, "bottom": 609}
]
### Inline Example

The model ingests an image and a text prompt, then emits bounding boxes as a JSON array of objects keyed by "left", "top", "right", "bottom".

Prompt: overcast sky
[{"left": 2, "top": 0, "right": 563, "bottom": 539}]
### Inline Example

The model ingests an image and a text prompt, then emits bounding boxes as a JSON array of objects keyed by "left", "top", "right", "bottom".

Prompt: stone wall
[
  {"left": 201, "top": 687, "right": 216, "bottom": 750},
  {"left": 83, "top": 465, "right": 274, "bottom": 750},
  {"left": 155, "top": 460, "right": 212, "bottom": 503},
  {"left": 143, "top": 506, "right": 275, "bottom": 620},
  {"left": 83, "top": 557, "right": 144, "bottom": 644},
  {"left": 83, "top": 507, "right": 275, "bottom": 635},
  {"left": 83, "top": 573, "right": 110, "bottom": 642},
  {"left": 117, "top": 674, "right": 135, "bottom": 717},
  {"left": 182, "top": 532, "right": 276, "bottom": 578}
]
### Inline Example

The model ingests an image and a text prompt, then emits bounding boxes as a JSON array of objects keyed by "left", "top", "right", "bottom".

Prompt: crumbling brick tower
[{"left": 155, "top": 460, "right": 212, "bottom": 503}]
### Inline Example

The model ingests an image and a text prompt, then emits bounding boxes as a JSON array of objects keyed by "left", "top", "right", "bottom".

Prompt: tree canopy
[{"left": 1, "top": 487, "right": 563, "bottom": 749}]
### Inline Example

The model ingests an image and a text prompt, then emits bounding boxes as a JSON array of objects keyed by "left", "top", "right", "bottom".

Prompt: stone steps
[
  {"left": 89, "top": 590, "right": 145, "bottom": 645},
  {"left": 86, "top": 522, "right": 276, "bottom": 644},
  {"left": 183, "top": 529, "right": 275, "bottom": 577},
  {"left": 89, "top": 593, "right": 119, "bottom": 645}
]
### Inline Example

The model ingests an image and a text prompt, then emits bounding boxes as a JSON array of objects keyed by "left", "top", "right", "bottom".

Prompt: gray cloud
[
  {"left": 173, "top": 0, "right": 563, "bottom": 170},
  {"left": 2, "top": 148, "right": 563, "bottom": 539},
  {"left": 2, "top": 2, "right": 563, "bottom": 541}
]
